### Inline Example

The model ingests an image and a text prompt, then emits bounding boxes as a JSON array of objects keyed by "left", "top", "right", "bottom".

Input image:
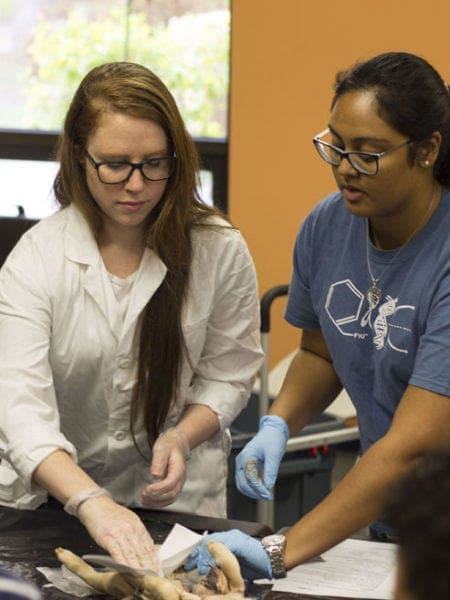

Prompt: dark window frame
[{"left": 0, "top": 129, "right": 228, "bottom": 213}]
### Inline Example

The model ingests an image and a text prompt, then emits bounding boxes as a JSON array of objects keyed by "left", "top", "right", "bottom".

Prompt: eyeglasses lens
[
  {"left": 98, "top": 158, "right": 172, "bottom": 183},
  {"left": 346, "top": 154, "right": 377, "bottom": 175},
  {"left": 314, "top": 140, "right": 377, "bottom": 175}
]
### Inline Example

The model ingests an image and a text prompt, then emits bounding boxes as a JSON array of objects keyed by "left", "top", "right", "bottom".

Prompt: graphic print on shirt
[{"left": 325, "top": 279, "right": 414, "bottom": 353}]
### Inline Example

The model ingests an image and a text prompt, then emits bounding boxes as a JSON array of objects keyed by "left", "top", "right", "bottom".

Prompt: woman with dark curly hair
[{"left": 189, "top": 51, "right": 450, "bottom": 581}]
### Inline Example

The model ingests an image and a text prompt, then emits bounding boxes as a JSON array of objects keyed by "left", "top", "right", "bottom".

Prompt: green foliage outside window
[{"left": 22, "top": 7, "right": 229, "bottom": 137}]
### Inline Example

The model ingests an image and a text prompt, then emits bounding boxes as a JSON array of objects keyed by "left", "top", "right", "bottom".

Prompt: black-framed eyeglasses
[
  {"left": 312, "top": 128, "right": 412, "bottom": 176},
  {"left": 85, "top": 151, "right": 176, "bottom": 184}
]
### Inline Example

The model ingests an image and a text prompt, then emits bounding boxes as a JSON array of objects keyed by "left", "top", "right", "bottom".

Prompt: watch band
[{"left": 261, "top": 534, "right": 286, "bottom": 578}]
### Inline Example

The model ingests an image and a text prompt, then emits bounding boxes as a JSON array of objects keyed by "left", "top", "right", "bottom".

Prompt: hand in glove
[
  {"left": 235, "top": 415, "right": 289, "bottom": 500},
  {"left": 141, "top": 427, "right": 190, "bottom": 508},
  {"left": 77, "top": 492, "right": 161, "bottom": 573},
  {"left": 184, "top": 530, "right": 272, "bottom": 581}
]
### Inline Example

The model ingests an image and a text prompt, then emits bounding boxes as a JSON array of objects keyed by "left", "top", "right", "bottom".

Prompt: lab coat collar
[
  {"left": 62, "top": 205, "right": 168, "bottom": 342},
  {"left": 121, "top": 247, "right": 167, "bottom": 341},
  {"left": 64, "top": 205, "right": 101, "bottom": 266}
]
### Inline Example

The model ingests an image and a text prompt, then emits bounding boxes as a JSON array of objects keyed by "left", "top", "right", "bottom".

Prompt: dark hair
[
  {"left": 332, "top": 52, "right": 450, "bottom": 185},
  {"left": 54, "top": 62, "right": 226, "bottom": 450},
  {"left": 384, "top": 450, "right": 450, "bottom": 600}
]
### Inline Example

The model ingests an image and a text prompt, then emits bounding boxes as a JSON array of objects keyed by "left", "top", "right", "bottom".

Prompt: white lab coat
[{"left": 0, "top": 205, "right": 264, "bottom": 516}]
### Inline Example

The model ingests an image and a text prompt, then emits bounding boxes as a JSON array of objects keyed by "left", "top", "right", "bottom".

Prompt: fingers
[
  {"left": 183, "top": 547, "right": 199, "bottom": 571},
  {"left": 107, "top": 534, "right": 160, "bottom": 572},
  {"left": 141, "top": 472, "right": 185, "bottom": 507},
  {"left": 149, "top": 444, "right": 170, "bottom": 479},
  {"left": 189, "top": 531, "right": 272, "bottom": 582},
  {"left": 186, "top": 540, "right": 216, "bottom": 575},
  {"left": 235, "top": 460, "right": 273, "bottom": 500},
  {"left": 140, "top": 483, "right": 183, "bottom": 507},
  {"left": 262, "top": 453, "right": 282, "bottom": 490},
  {"left": 150, "top": 430, "right": 185, "bottom": 478},
  {"left": 140, "top": 493, "right": 177, "bottom": 509},
  {"left": 104, "top": 522, "right": 154, "bottom": 567},
  {"left": 142, "top": 448, "right": 186, "bottom": 507},
  {"left": 79, "top": 496, "right": 162, "bottom": 573},
  {"left": 243, "top": 459, "right": 262, "bottom": 482},
  {"left": 104, "top": 526, "right": 160, "bottom": 572}
]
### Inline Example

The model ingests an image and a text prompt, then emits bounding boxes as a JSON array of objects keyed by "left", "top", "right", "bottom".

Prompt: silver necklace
[{"left": 366, "top": 185, "right": 439, "bottom": 307}]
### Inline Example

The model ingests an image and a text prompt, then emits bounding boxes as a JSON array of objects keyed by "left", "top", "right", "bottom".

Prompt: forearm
[
  {"left": 270, "top": 345, "right": 342, "bottom": 434},
  {"left": 34, "top": 449, "right": 160, "bottom": 571},
  {"left": 283, "top": 436, "right": 413, "bottom": 568},
  {"left": 284, "top": 383, "right": 450, "bottom": 568},
  {"left": 169, "top": 404, "right": 220, "bottom": 452},
  {"left": 188, "top": 439, "right": 425, "bottom": 581},
  {"left": 234, "top": 330, "right": 342, "bottom": 501},
  {"left": 32, "top": 449, "right": 100, "bottom": 505},
  {"left": 142, "top": 404, "right": 221, "bottom": 507}
]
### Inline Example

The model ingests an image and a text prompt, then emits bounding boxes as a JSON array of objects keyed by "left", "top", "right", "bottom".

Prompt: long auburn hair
[{"left": 53, "top": 62, "right": 226, "bottom": 452}]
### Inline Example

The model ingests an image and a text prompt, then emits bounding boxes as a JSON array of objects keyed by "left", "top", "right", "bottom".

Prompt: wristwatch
[{"left": 261, "top": 534, "right": 286, "bottom": 578}]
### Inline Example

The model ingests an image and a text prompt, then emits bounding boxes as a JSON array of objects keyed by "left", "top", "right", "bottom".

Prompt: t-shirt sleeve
[
  {"left": 409, "top": 268, "right": 450, "bottom": 397},
  {"left": 285, "top": 216, "right": 321, "bottom": 330}
]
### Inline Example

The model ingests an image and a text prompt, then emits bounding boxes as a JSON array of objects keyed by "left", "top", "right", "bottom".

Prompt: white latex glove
[
  {"left": 78, "top": 493, "right": 161, "bottom": 573},
  {"left": 140, "top": 427, "right": 190, "bottom": 508}
]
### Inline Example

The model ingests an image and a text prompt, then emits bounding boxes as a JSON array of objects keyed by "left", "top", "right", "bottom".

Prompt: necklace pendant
[{"left": 367, "top": 285, "right": 382, "bottom": 305}]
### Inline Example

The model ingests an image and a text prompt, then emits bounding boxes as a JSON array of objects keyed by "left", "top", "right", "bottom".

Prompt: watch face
[
  {"left": 262, "top": 534, "right": 285, "bottom": 547},
  {"left": 262, "top": 533, "right": 287, "bottom": 579}
]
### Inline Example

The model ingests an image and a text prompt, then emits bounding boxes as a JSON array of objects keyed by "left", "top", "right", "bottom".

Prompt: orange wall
[{"left": 228, "top": 0, "right": 450, "bottom": 367}]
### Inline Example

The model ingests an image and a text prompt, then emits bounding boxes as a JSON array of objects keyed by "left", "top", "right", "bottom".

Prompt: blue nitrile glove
[
  {"left": 235, "top": 415, "right": 289, "bottom": 500},
  {"left": 184, "top": 530, "right": 272, "bottom": 581}
]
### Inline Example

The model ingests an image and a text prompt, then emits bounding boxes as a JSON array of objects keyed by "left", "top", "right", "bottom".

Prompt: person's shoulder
[
  {"left": 308, "top": 190, "right": 345, "bottom": 222},
  {"left": 192, "top": 214, "right": 241, "bottom": 243},
  {"left": 191, "top": 215, "right": 251, "bottom": 264},
  {"left": 194, "top": 213, "right": 231, "bottom": 229},
  {"left": 22, "top": 206, "right": 72, "bottom": 241},
  {"left": 4, "top": 207, "right": 75, "bottom": 268},
  {"left": 440, "top": 186, "right": 450, "bottom": 211},
  {"left": 426, "top": 187, "right": 450, "bottom": 242},
  {"left": 297, "top": 190, "right": 346, "bottom": 239}
]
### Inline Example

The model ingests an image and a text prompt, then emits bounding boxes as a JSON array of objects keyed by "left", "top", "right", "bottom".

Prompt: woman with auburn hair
[{"left": 0, "top": 62, "right": 263, "bottom": 571}]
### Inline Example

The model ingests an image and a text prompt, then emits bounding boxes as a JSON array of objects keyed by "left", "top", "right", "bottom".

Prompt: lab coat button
[
  {"left": 118, "top": 358, "right": 131, "bottom": 369},
  {"left": 114, "top": 430, "right": 127, "bottom": 441}
]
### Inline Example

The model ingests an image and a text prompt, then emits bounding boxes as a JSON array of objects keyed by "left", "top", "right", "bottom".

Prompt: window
[
  {"left": 0, "top": 0, "right": 229, "bottom": 217},
  {"left": 1, "top": 0, "right": 229, "bottom": 136}
]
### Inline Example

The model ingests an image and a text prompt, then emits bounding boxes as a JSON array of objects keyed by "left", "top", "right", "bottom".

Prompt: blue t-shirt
[{"left": 285, "top": 188, "right": 450, "bottom": 533}]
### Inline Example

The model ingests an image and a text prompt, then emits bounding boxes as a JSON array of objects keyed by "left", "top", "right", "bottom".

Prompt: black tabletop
[
  {"left": 0, "top": 503, "right": 275, "bottom": 599},
  {"left": 0, "top": 504, "right": 339, "bottom": 600}
]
